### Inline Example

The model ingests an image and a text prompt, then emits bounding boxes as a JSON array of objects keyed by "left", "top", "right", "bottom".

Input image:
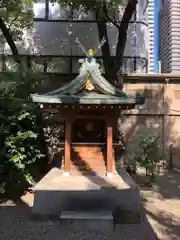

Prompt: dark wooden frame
[{"left": 63, "top": 108, "right": 116, "bottom": 175}]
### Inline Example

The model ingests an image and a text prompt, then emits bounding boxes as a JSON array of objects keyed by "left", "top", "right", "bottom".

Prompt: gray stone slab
[
  {"left": 33, "top": 168, "right": 142, "bottom": 223},
  {"left": 60, "top": 210, "right": 113, "bottom": 220},
  {"left": 60, "top": 211, "right": 113, "bottom": 231}
]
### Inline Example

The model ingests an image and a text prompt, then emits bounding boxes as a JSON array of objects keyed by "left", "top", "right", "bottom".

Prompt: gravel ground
[{"left": 0, "top": 170, "right": 180, "bottom": 240}]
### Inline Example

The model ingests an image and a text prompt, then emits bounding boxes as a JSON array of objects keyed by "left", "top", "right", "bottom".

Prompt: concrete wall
[{"left": 121, "top": 81, "right": 180, "bottom": 168}]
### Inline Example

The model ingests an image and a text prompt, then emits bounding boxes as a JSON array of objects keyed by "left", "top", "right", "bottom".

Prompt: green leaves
[
  {"left": 128, "top": 134, "right": 160, "bottom": 185},
  {"left": 56, "top": 0, "right": 126, "bottom": 14},
  {"left": 0, "top": 0, "right": 33, "bottom": 44},
  {"left": 0, "top": 71, "right": 47, "bottom": 197}
]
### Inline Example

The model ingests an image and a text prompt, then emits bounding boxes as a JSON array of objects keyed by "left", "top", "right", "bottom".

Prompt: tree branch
[
  {"left": 96, "top": 4, "right": 117, "bottom": 83},
  {"left": 102, "top": 2, "right": 120, "bottom": 29},
  {"left": 116, "top": 0, "right": 138, "bottom": 74},
  {"left": 0, "top": 17, "right": 20, "bottom": 64},
  {"left": 105, "top": 15, "right": 120, "bottom": 29}
]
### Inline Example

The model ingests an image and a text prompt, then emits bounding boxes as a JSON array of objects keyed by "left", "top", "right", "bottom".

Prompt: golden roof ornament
[
  {"left": 88, "top": 49, "right": 95, "bottom": 57},
  {"left": 75, "top": 37, "right": 106, "bottom": 59},
  {"left": 85, "top": 77, "right": 94, "bottom": 91}
]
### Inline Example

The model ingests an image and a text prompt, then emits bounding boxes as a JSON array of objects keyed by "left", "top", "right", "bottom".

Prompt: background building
[
  {"left": 0, "top": 0, "right": 156, "bottom": 75},
  {"left": 159, "top": 0, "right": 180, "bottom": 73}
]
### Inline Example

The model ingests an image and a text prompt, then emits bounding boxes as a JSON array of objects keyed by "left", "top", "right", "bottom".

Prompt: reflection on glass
[
  {"left": 49, "top": 3, "right": 70, "bottom": 20},
  {"left": 72, "top": 58, "right": 84, "bottom": 73},
  {"left": 5, "top": 57, "right": 19, "bottom": 72},
  {"left": 33, "top": 0, "right": 46, "bottom": 19},
  {"left": 0, "top": 56, "right": 3, "bottom": 71},
  {"left": 72, "top": 7, "right": 95, "bottom": 20},
  {"left": 136, "top": 0, "right": 148, "bottom": 23},
  {"left": 116, "top": 5, "right": 125, "bottom": 21},
  {"left": 31, "top": 57, "right": 45, "bottom": 72},
  {"left": 116, "top": 4, "right": 135, "bottom": 21},
  {"left": 47, "top": 57, "right": 70, "bottom": 73},
  {"left": 122, "top": 58, "right": 134, "bottom": 74},
  {"left": 136, "top": 58, "right": 147, "bottom": 73}
]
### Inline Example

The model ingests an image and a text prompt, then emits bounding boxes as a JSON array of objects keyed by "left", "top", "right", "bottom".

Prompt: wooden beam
[
  {"left": 106, "top": 119, "right": 113, "bottom": 174},
  {"left": 64, "top": 118, "right": 72, "bottom": 173},
  {"left": 75, "top": 114, "right": 104, "bottom": 120}
]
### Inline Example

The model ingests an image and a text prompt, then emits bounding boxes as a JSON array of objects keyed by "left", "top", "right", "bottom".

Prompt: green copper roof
[{"left": 31, "top": 58, "right": 145, "bottom": 105}]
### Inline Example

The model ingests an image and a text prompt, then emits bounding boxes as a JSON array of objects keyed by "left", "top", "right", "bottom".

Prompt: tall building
[
  {"left": 159, "top": 0, "right": 180, "bottom": 73},
  {"left": 0, "top": 0, "right": 156, "bottom": 75},
  {"left": 148, "top": 0, "right": 159, "bottom": 73}
]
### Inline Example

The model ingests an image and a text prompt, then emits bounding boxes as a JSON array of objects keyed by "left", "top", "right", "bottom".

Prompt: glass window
[
  {"left": 136, "top": 0, "right": 148, "bottom": 22},
  {"left": 72, "top": 7, "right": 95, "bottom": 21},
  {"left": 116, "top": 5, "right": 136, "bottom": 21},
  {"left": 122, "top": 58, "right": 135, "bottom": 74},
  {"left": 0, "top": 55, "right": 3, "bottom": 71},
  {"left": 48, "top": 2, "right": 71, "bottom": 20},
  {"left": 72, "top": 23, "right": 99, "bottom": 56},
  {"left": 31, "top": 57, "right": 45, "bottom": 72},
  {"left": 47, "top": 57, "right": 70, "bottom": 73},
  {"left": 72, "top": 57, "right": 104, "bottom": 74},
  {"left": 33, "top": 0, "right": 46, "bottom": 19},
  {"left": 131, "top": 25, "right": 137, "bottom": 48},
  {"left": 116, "top": 5, "right": 125, "bottom": 21},
  {"left": 5, "top": 57, "right": 19, "bottom": 72},
  {"left": 141, "top": 0, "right": 148, "bottom": 13},
  {"left": 136, "top": 58, "right": 148, "bottom": 73},
  {"left": 72, "top": 57, "right": 85, "bottom": 73}
]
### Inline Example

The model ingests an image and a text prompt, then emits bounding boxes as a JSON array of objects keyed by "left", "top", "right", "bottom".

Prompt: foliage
[
  {"left": 128, "top": 135, "right": 160, "bottom": 185},
  {"left": 0, "top": 70, "right": 47, "bottom": 197},
  {"left": 0, "top": 0, "right": 33, "bottom": 43},
  {"left": 53, "top": 0, "right": 126, "bottom": 10},
  {"left": 125, "top": 153, "right": 138, "bottom": 173},
  {"left": 52, "top": 0, "right": 137, "bottom": 83}
]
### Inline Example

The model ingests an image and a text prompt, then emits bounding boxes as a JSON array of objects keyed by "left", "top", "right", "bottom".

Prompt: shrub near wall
[{"left": 0, "top": 72, "right": 47, "bottom": 198}]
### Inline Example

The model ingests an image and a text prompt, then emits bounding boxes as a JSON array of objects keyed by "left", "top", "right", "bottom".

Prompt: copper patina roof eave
[
  {"left": 31, "top": 58, "right": 145, "bottom": 106},
  {"left": 31, "top": 94, "right": 145, "bottom": 105}
]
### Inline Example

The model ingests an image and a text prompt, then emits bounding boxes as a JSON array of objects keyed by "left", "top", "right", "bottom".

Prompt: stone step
[
  {"left": 60, "top": 210, "right": 113, "bottom": 231},
  {"left": 71, "top": 163, "right": 106, "bottom": 169},
  {"left": 71, "top": 165, "right": 106, "bottom": 170},
  {"left": 72, "top": 160, "right": 106, "bottom": 165}
]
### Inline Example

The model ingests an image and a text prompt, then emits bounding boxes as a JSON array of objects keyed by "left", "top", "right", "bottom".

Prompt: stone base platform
[{"left": 32, "top": 168, "right": 142, "bottom": 224}]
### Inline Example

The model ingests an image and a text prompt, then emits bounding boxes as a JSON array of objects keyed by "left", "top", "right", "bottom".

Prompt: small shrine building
[{"left": 32, "top": 57, "right": 144, "bottom": 177}]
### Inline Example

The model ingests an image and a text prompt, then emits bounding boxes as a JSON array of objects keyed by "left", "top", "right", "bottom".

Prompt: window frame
[{"left": 0, "top": 55, "right": 148, "bottom": 74}]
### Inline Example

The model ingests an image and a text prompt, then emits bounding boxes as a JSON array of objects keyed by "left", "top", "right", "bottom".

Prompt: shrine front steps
[
  {"left": 71, "top": 146, "right": 107, "bottom": 175},
  {"left": 70, "top": 159, "right": 107, "bottom": 176},
  {"left": 32, "top": 168, "right": 142, "bottom": 224}
]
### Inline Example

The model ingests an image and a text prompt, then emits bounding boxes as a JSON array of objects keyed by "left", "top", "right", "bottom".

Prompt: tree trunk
[
  {"left": 0, "top": 17, "right": 20, "bottom": 64},
  {"left": 96, "top": 6, "right": 117, "bottom": 84},
  {"left": 116, "top": 0, "right": 138, "bottom": 75}
]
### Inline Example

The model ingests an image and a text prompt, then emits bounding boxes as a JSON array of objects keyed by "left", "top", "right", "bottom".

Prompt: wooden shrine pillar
[
  {"left": 64, "top": 116, "right": 72, "bottom": 174},
  {"left": 106, "top": 118, "right": 113, "bottom": 176}
]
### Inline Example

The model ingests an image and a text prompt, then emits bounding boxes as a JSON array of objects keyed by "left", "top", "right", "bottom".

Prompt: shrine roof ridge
[{"left": 31, "top": 58, "right": 145, "bottom": 106}]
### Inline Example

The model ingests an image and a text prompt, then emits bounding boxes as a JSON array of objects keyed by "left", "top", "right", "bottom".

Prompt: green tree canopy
[
  {"left": 0, "top": 0, "right": 138, "bottom": 84},
  {"left": 0, "top": 0, "right": 33, "bottom": 62},
  {"left": 54, "top": 0, "right": 137, "bottom": 84}
]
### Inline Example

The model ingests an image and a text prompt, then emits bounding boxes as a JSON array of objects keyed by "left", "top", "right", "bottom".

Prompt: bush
[
  {"left": 127, "top": 135, "right": 160, "bottom": 185},
  {"left": 0, "top": 70, "right": 47, "bottom": 197}
]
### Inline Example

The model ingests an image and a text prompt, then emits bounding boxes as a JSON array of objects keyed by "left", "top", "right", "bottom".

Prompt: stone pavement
[
  {"left": 0, "top": 170, "right": 180, "bottom": 240},
  {"left": 0, "top": 203, "right": 156, "bottom": 240}
]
